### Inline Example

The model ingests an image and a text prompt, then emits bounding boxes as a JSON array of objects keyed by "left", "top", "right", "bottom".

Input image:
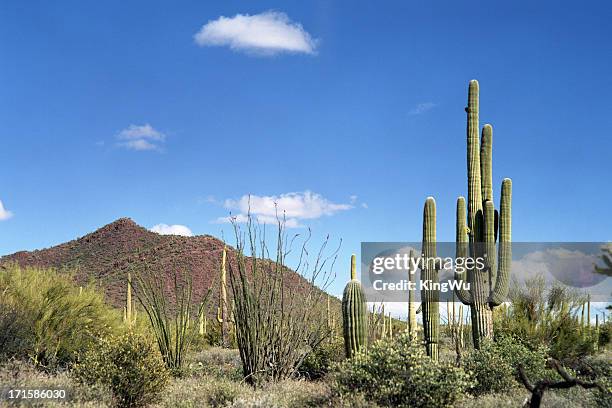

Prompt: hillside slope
[{"left": 1, "top": 218, "right": 324, "bottom": 314}]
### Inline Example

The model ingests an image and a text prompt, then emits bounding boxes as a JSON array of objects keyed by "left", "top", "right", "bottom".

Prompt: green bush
[
  {"left": 598, "top": 321, "right": 611, "bottom": 348},
  {"left": 574, "top": 356, "right": 612, "bottom": 408},
  {"left": 73, "top": 332, "right": 170, "bottom": 408},
  {"left": 0, "top": 264, "right": 119, "bottom": 369},
  {"left": 298, "top": 338, "right": 345, "bottom": 380},
  {"left": 464, "top": 335, "right": 549, "bottom": 395},
  {"left": 496, "top": 276, "right": 599, "bottom": 361},
  {"left": 332, "top": 332, "right": 473, "bottom": 407}
]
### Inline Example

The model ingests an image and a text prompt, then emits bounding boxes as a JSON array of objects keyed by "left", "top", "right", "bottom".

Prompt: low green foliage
[
  {"left": 464, "top": 335, "right": 550, "bottom": 395},
  {"left": 298, "top": 338, "right": 345, "bottom": 380},
  {"left": 574, "top": 355, "right": 612, "bottom": 407},
  {"left": 497, "top": 276, "right": 599, "bottom": 361},
  {"left": 0, "top": 264, "right": 118, "bottom": 369},
  {"left": 332, "top": 332, "right": 473, "bottom": 407},
  {"left": 598, "top": 321, "right": 612, "bottom": 349},
  {"left": 73, "top": 332, "right": 170, "bottom": 408}
]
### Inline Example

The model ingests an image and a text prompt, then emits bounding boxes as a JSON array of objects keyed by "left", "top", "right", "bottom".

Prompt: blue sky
[{"left": 1, "top": 0, "right": 611, "bottom": 297}]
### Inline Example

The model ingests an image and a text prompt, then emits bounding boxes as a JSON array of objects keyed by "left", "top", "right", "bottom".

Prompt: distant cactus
[
  {"left": 199, "top": 306, "right": 207, "bottom": 336},
  {"left": 342, "top": 254, "right": 367, "bottom": 358},
  {"left": 125, "top": 272, "right": 133, "bottom": 325},
  {"left": 217, "top": 246, "right": 229, "bottom": 347},
  {"left": 421, "top": 197, "right": 439, "bottom": 360},
  {"left": 454, "top": 80, "right": 513, "bottom": 349},
  {"left": 407, "top": 249, "right": 418, "bottom": 340}
]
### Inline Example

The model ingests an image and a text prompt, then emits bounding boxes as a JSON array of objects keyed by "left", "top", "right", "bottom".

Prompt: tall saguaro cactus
[
  {"left": 407, "top": 249, "right": 418, "bottom": 340},
  {"left": 342, "top": 254, "right": 367, "bottom": 358},
  {"left": 421, "top": 197, "right": 440, "bottom": 360},
  {"left": 454, "top": 80, "right": 512, "bottom": 349},
  {"left": 217, "top": 246, "right": 229, "bottom": 347}
]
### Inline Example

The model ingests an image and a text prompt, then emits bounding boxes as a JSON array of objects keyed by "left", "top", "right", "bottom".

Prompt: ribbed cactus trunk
[
  {"left": 454, "top": 80, "right": 512, "bottom": 349},
  {"left": 217, "top": 246, "right": 229, "bottom": 347},
  {"left": 407, "top": 250, "right": 418, "bottom": 340},
  {"left": 126, "top": 272, "right": 133, "bottom": 326},
  {"left": 342, "top": 254, "right": 367, "bottom": 358},
  {"left": 421, "top": 197, "right": 439, "bottom": 361},
  {"left": 199, "top": 308, "right": 206, "bottom": 336}
]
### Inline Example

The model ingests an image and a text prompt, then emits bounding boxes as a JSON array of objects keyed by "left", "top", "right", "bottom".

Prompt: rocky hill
[{"left": 1, "top": 218, "right": 324, "bottom": 315}]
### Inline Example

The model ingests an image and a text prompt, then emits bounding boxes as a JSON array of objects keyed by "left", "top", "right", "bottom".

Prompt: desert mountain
[{"left": 1, "top": 218, "right": 320, "bottom": 313}]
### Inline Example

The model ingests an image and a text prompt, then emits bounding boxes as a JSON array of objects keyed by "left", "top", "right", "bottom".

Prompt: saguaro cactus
[
  {"left": 454, "top": 80, "right": 513, "bottom": 349},
  {"left": 407, "top": 249, "right": 418, "bottom": 340},
  {"left": 217, "top": 246, "right": 229, "bottom": 347},
  {"left": 342, "top": 254, "right": 367, "bottom": 358},
  {"left": 126, "top": 272, "right": 133, "bottom": 325},
  {"left": 421, "top": 197, "right": 440, "bottom": 360}
]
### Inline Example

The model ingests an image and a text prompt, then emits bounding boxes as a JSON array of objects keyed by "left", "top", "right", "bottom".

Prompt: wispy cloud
[
  {"left": 194, "top": 11, "right": 317, "bottom": 56},
  {"left": 0, "top": 200, "right": 13, "bottom": 221},
  {"left": 215, "top": 191, "right": 352, "bottom": 227},
  {"left": 116, "top": 124, "right": 166, "bottom": 151},
  {"left": 150, "top": 223, "right": 193, "bottom": 236},
  {"left": 409, "top": 102, "right": 436, "bottom": 115}
]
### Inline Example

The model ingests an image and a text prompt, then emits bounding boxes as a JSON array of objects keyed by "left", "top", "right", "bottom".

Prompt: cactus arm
[
  {"left": 455, "top": 197, "right": 473, "bottom": 305},
  {"left": 480, "top": 124, "right": 493, "bottom": 203},
  {"left": 467, "top": 79, "right": 483, "bottom": 239},
  {"left": 489, "top": 178, "right": 512, "bottom": 306}
]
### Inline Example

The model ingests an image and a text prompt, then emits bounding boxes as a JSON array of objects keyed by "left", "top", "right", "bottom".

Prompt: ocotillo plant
[
  {"left": 217, "top": 246, "right": 229, "bottom": 347},
  {"left": 421, "top": 197, "right": 440, "bottom": 360},
  {"left": 342, "top": 254, "right": 367, "bottom": 358},
  {"left": 454, "top": 80, "right": 513, "bottom": 349}
]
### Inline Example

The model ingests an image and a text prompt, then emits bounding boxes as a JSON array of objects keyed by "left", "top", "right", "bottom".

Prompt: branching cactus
[
  {"left": 217, "top": 246, "right": 229, "bottom": 347},
  {"left": 342, "top": 254, "right": 367, "bottom": 358},
  {"left": 421, "top": 197, "right": 439, "bottom": 360},
  {"left": 454, "top": 79, "right": 512, "bottom": 349}
]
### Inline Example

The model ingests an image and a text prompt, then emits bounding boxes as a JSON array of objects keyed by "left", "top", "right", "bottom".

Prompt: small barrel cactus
[{"left": 342, "top": 254, "right": 367, "bottom": 358}]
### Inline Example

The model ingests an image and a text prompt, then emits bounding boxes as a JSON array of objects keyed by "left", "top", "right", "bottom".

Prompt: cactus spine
[
  {"left": 454, "top": 80, "right": 512, "bottom": 349},
  {"left": 217, "top": 246, "right": 229, "bottom": 347},
  {"left": 342, "top": 254, "right": 367, "bottom": 358},
  {"left": 421, "top": 197, "right": 439, "bottom": 360}
]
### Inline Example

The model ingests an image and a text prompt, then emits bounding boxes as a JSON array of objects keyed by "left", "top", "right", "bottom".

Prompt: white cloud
[
  {"left": 116, "top": 124, "right": 165, "bottom": 151},
  {"left": 0, "top": 200, "right": 13, "bottom": 220},
  {"left": 512, "top": 247, "right": 606, "bottom": 287},
  {"left": 150, "top": 223, "right": 193, "bottom": 236},
  {"left": 194, "top": 11, "right": 317, "bottom": 55},
  {"left": 216, "top": 191, "right": 352, "bottom": 227},
  {"left": 409, "top": 102, "right": 436, "bottom": 115}
]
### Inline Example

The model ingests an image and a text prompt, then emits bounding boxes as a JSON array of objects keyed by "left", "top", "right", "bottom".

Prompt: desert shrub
[
  {"left": 188, "top": 348, "right": 243, "bottom": 381},
  {"left": 0, "top": 264, "right": 118, "bottom": 369},
  {"left": 203, "top": 378, "right": 244, "bottom": 407},
  {"left": 73, "top": 332, "right": 169, "bottom": 408},
  {"left": 598, "top": 321, "right": 612, "bottom": 348},
  {"left": 332, "top": 332, "right": 473, "bottom": 407},
  {"left": 496, "top": 276, "right": 598, "bottom": 361},
  {"left": 464, "top": 335, "right": 549, "bottom": 395},
  {"left": 573, "top": 355, "right": 612, "bottom": 407},
  {"left": 298, "top": 337, "right": 345, "bottom": 380},
  {"left": 131, "top": 247, "right": 213, "bottom": 376},
  {"left": 228, "top": 215, "right": 336, "bottom": 386}
]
